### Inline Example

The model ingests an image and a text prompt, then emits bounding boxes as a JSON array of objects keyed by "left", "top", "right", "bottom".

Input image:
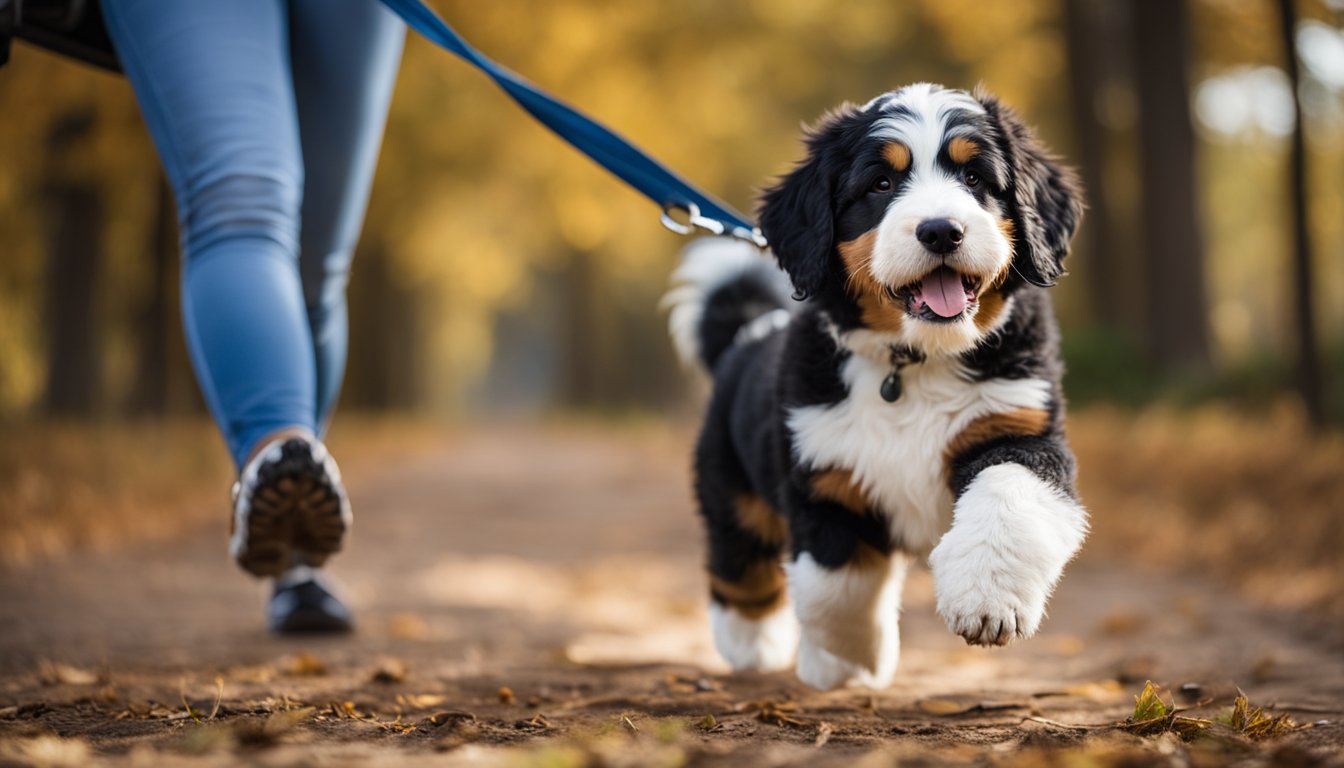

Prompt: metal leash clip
[{"left": 660, "top": 201, "right": 768, "bottom": 250}]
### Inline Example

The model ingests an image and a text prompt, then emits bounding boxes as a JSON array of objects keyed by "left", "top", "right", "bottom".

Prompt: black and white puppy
[{"left": 664, "top": 83, "right": 1087, "bottom": 689}]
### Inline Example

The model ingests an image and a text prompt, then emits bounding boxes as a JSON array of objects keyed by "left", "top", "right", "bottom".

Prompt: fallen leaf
[
  {"left": 514, "top": 714, "right": 551, "bottom": 730},
  {"left": 916, "top": 697, "right": 1027, "bottom": 716},
  {"left": 38, "top": 661, "right": 98, "bottom": 686},
  {"left": 740, "top": 700, "right": 807, "bottom": 728},
  {"left": 286, "top": 653, "right": 327, "bottom": 677},
  {"left": 917, "top": 698, "right": 967, "bottom": 716},
  {"left": 1217, "top": 691, "right": 1299, "bottom": 739},
  {"left": 399, "top": 694, "right": 447, "bottom": 709},
  {"left": 425, "top": 710, "right": 477, "bottom": 728},
  {"left": 1131, "top": 681, "right": 1168, "bottom": 723},
  {"left": 371, "top": 657, "right": 408, "bottom": 684},
  {"left": 329, "top": 700, "right": 362, "bottom": 719},
  {"left": 1120, "top": 681, "right": 1210, "bottom": 740}
]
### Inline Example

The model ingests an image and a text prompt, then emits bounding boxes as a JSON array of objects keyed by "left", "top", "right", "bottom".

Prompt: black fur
[
  {"left": 975, "top": 88, "right": 1085, "bottom": 288},
  {"left": 697, "top": 267, "right": 792, "bottom": 369}
]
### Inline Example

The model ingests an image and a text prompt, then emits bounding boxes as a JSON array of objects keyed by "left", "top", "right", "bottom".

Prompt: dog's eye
[
  {"left": 964, "top": 170, "right": 982, "bottom": 188},
  {"left": 870, "top": 176, "right": 892, "bottom": 193}
]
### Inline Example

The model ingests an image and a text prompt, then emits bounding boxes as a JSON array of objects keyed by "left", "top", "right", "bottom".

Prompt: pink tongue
[{"left": 919, "top": 268, "right": 969, "bottom": 318}]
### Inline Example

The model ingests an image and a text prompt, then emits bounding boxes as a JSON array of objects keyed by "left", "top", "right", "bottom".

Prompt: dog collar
[{"left": 880, "top": 346, "right": 925, "bottom": 403}]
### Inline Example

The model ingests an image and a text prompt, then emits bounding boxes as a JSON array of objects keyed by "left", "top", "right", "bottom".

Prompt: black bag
[{"left": 1, "top": 0, "right": 122, "bottom": 72}]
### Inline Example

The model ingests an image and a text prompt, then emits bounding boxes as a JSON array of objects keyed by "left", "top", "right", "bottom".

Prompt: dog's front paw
[
  {"left": 928, "top": 529, "right": 1047, "bottom": 647},
  {"left": 936, "top": 585, "right": 1043, "bottom": 646},
  {"left": 929, "top": 464, "right": 1087, "bottom": 647}
]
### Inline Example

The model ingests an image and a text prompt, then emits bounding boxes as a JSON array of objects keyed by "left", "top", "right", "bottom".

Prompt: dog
[{"left": 663, "top": 83, "right": 1088, "bottom": 690}]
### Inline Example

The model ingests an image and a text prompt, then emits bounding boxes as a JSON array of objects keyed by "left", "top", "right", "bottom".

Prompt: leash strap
[{"left": 378, "top": 0, "right": 766, "bottom": 248}]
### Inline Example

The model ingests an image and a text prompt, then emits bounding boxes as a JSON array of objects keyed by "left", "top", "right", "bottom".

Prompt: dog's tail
[{"left": 662, "top": 238, "right": 793, "bottom": 371}]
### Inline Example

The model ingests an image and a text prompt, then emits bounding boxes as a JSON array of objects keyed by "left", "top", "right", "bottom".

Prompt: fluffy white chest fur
[{"left": 785, "top": 345, "right": 1052, "bottom": 551}]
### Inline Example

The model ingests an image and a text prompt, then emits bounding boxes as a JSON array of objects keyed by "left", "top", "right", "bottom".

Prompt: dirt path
[{"left": 1, "top": 426, "right": 1341, "bottom": 766}]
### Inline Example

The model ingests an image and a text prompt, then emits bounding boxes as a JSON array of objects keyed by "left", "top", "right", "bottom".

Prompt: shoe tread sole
[{"left": 234, "top": 439, "right": 347, "bottom": 577}]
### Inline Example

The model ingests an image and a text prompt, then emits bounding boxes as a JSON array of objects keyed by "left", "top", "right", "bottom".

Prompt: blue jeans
[{"left": 103, "top": 0, "right": 405, "bottom": 469}]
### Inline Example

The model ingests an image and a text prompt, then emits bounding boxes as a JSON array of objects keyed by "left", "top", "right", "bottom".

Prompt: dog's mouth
[{"left": 884, "top": 267, "right": 982, "bottom": 323}]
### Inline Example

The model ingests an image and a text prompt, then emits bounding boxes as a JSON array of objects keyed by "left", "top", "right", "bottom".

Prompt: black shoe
[
  {"left": 267, "top": 568, "right": 354, "bottom": 634},
  {"left": 230, "top": 435, "right": 352, "bottom": 578}
]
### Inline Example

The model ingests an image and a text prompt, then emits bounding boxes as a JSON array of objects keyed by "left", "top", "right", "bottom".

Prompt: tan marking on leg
[
  {"left": 944, "top": 408, "right": 1052, "bottom": 481},
  {"left": 809, "top": 468, "right": 870, "bottom": 514},
  {"left": 883, "top": 141, "right": 911, "bottom": 173},
  {"left": 947, "top": 137, "right": 980, "bottom": 165},
  {"left": 711, "top": 559, "right": 787, "bottom": 619},
  {"left": 849, "top": 541, "right": 891, "bottom": 571},
  {"left": 838, "top": 231, "right": 905, "bottom": 334},
  {"left": 735, "top": 494, "right": 787, "bottom": 546}
]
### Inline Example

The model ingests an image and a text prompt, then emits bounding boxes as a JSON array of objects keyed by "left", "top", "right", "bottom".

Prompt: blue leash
[{"left": 378, "top": 0, "right": 766, "bottom": 248}]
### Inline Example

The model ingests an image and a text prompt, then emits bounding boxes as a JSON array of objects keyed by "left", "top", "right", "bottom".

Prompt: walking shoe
[
  {"left": 229, "top": 435, "right": 352, "bottom": 578},
  {"left": 267, "top": 565, "right": 354, "bottom": 634}
]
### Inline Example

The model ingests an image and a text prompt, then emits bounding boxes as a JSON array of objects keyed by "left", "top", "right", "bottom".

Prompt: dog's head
[{"left": 758, "top": 83, "right": 1083, "bottom": 355}]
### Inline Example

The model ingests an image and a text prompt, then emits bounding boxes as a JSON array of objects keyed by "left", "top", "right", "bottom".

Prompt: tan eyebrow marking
[
  {"left": 882, "top": 142, "right": 911, "bottom": 172},
  {"left": 947, "top": 137, "right": 980, "bottom": 165}
]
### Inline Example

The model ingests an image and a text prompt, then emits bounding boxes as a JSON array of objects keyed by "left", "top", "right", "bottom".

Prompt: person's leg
[
  {"left": 102, "top": 0, "right": 315, "bottom": 470},
  {"left": 289, "top": 0, "right": 405, "bottom": 434},
  {"left": 104, "top": 1, "right": 352, "bottom": 592}
]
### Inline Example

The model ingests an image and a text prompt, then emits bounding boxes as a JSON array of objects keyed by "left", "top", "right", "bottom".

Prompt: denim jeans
[{"left": 103, "top": 0, "right": 404, "bottom": 467}]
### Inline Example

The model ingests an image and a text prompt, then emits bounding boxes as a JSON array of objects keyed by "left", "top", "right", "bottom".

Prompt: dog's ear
[
  {"left": 757, "top": 105, "right": 858, "bottom": 300},
  {"left": 976, "top": 87, "right": 1083, "bottom": 287}
]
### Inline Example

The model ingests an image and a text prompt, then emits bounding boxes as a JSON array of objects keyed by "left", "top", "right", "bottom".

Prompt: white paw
[
  {"left": 795, "top": 636, "right": 893, "bottom": 690},
  {"left": 930, "top": 558, "right": 1046, "bottom": 646},
  {"left": 709, "top": 603, "right": 798, "bottom": 672},
  {"left": 929, "top": 464, "right": 1087, "bottom": 647}
]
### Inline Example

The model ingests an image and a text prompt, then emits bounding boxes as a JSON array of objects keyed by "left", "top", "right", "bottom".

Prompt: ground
[{"left": 1, "top": 424, "right": 1341, "bottom": 766}]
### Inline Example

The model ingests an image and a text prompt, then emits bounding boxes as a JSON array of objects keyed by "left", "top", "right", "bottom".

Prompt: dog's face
[{"left": 759, "top": 83, "right": 1082, "bottom": 355}]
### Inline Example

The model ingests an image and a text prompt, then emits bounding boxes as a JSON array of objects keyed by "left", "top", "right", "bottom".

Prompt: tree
[
  {"left": 40, "top": 109, "right": 102, "bottom": 416},
  {"left": 1129, "top": 0, "right": 1212, "bottom": 372},
  {"left": 1276, "top": 0, "right": 1324, "bottom": 424},
  {"left": 1062, "top": 0, "right": 1124, "bottom": 333}
]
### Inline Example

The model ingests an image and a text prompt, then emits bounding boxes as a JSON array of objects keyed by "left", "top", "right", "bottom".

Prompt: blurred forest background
[{"left": 0, "top": 0, "right": 1342, "bottom": 423}]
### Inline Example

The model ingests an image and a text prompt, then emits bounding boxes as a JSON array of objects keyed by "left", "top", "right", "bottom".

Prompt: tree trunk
[
  {"left": 1276, "top": 0, "right": 1324, "bottom": 424},
  {"left": 560, "top": 248, "right": 600, "bottom": 408},
  {"left": 1062, "top": 0, "right": 1124, "bottom": 332},
  {"left": 40, "top": 111, "right": 102, "bottom": 416},
  {"left": 128, "top": 176, "right": 174, "bottom": 415},
  {"left": 1129, "top": 0, "right": 1211, "bottom": 372},
  {"left": 344, "top": 238, "right": 420, "bottom": 410}
]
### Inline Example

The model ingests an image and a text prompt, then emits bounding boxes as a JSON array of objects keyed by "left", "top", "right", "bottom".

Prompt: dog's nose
[{"left": 915, "top": 218, "right": 964, "bottom": 254}]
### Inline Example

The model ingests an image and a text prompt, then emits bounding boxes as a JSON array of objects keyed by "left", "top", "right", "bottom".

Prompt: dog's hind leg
[
  {"left": 698, "top": 489, "right": 798, "bottom": 672},
  {"left": 694, "top": 414, "right": 797, "bottom": 671}
]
